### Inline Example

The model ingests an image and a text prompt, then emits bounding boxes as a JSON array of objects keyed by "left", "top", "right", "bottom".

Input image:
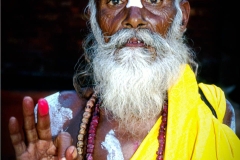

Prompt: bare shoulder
[
  {"left": 35, "top": 90, "right": 88, "bottom": 137},
  {"left": 43, "top": 90, "right": 87, "bottom": 114},
  {"left": 223, "top": 99, "right": 236, "bottom": 132},
  {"left": 58, "top": 90, "right": 87, "bottom": 112}
]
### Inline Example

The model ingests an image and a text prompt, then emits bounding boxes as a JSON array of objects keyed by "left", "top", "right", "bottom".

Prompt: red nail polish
[{"left": 38, "top": 98, "right": 49, "bottom": 116}]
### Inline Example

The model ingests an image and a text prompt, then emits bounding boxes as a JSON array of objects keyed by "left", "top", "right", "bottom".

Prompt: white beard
[
  {"left": 80, "top": 1, "right": 196, "bottom": 137},
  {"left": 92, "top": 30, "right": 188, "bottom": 137}
]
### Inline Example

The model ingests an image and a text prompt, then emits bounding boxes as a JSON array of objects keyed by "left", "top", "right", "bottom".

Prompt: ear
[{"left": 180, "top": 0, "right": 190, "bottom": 32}]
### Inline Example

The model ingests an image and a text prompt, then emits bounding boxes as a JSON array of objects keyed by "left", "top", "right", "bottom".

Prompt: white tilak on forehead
[
  {"left": 126, "top": 0, "right": 143, "bottom": 8},
  {"left": 101, "top": 130, "right": 124, "bottom": 160},
  {"left": 34, "top": 92, "right": 73, "bottom": 136}
]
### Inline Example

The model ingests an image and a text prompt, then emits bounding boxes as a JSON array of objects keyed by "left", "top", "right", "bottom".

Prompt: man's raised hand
[{"left": 8, "top": 96, "right": 78, "bottom": 160}]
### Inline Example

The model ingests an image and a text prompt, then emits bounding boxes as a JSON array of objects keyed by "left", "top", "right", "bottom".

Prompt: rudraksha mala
[
  {"left": 77, "top": 93, "right": 168, "bottom": 160},
  {"left": 76, "top": 92, "right": 99, "bottom": 160},
  {"left": 156, "top": 99, "right": 168, "bottom": 160}
]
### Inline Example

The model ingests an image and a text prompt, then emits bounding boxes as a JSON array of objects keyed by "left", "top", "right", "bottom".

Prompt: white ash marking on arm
[{"left": 34, "top": 92, "right": 73, "bottom": 136}]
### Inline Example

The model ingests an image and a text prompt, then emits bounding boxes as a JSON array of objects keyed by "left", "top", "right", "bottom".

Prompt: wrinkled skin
[
  {"left": 8, "top": 0, "right": 236, "bottom": 159},
  {"left": 96, "top": 0, "right": 190, "bottom": 40}
]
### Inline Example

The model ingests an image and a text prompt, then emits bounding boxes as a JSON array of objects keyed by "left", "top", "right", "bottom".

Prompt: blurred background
[{"left": 1, "top": 0, "right": 239, "bottom": 159}]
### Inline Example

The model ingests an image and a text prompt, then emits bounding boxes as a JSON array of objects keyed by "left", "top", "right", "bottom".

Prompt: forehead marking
[{"left": 126, "top": 0, "right": 143, "bottom": 8}]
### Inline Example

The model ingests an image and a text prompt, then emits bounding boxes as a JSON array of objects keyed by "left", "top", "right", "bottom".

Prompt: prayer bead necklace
[
  {"left": 77, "top": 93, "right": 168, "bottom": 160},
  {"left": 77, "top": 93, "right": 98, "bottom": 160},
  {"left": 157, "top": 100, "right": 168, "bottom": 160}
]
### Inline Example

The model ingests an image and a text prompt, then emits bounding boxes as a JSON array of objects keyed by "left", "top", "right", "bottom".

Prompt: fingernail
[
  {"left": 38, "top": 98, "right": 49, "bottom": 116},
  {"left": 61, "top": 158, "right": 66, "bottom": 160},
  {"left": 72, "top": 148, "right": 78, "bottom": 159}
]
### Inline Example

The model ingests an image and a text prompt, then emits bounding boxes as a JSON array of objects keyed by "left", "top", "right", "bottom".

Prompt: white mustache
[{"left": 102, "top": 29, "right": 169, "bottom": 50}]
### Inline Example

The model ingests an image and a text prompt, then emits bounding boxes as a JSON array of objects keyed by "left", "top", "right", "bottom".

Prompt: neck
[
  {"left": 99, "top": 107, "right": 161, "bottom": 140},
  {"left": 76, "top": 92, "right": 168, "bottom": 160}
]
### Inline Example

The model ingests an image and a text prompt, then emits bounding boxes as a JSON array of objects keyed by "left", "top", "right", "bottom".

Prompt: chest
[
  {"left": 92, "top": 124, "right": 141, "bottom": 160},
  {"left": 68, "top": 115, "right": 142, "bottom": 160}
]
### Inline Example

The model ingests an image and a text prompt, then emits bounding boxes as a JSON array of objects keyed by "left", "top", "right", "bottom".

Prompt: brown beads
[
  {"left": 76, "top": 91, "right": 168, "bottom": 160},
  {"left": 76, "top": 92, "right": 97, "bottom": 157},
  {"left": 86, "top": 101, "right": 100, "bottom": 160}
]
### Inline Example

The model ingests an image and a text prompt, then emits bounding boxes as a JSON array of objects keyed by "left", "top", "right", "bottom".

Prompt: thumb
[
  {"left": 65, "top": 146, "right": 79, "bottom": 160},
  {"left": 54, "top": 132, "right": 73, "bottom": 159}
]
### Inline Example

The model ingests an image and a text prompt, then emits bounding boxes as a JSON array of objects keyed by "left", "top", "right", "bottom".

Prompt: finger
[
  {"left": 22, "top": 96, "right": 39, "bottom": 143},
  {"left": 36, "top": 98, "right": 52, "bottom": 140},
  {"left": 9, "top": 117, "right": 27, "bottom": 156},
  {"left": 54, "top": 132, "right": 73, "bottom": 159},
  {"left": 65, "top": 146, "right": 79, "bottom": 160}
]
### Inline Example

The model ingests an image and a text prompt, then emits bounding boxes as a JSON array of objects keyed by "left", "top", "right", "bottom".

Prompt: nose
[{"left": 122, "top": 7, "right": 147, "bottom": 29}]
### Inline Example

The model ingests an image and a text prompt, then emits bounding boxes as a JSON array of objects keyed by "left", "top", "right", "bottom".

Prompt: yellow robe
[{"left": 131, "top": 64, "right": 240, "bottom": 160}]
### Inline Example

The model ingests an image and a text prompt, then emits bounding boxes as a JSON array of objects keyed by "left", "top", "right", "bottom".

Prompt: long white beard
[
  {"left": 92, "top": 30, "right": 189, "bottom": 136},
  {"left": 81, "top": 1, "right": 195, "bottom": 136}
]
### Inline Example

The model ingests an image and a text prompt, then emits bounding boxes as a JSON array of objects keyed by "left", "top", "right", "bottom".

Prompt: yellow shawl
[{"left": 131, "top": 64, "right": 240, "bottom": 160}]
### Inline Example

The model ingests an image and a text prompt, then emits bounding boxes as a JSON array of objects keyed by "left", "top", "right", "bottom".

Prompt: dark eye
[
  {"left": 146, "top": 0, "right": 161, "bottom": 4},
  {"left": 108, "top": 0, "right": 123, "bottom": 5}
]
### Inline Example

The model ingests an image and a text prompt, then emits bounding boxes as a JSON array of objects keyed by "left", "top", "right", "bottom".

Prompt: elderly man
[{"left": 8, "top": 0, "right": 240, "bottom": 159}]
